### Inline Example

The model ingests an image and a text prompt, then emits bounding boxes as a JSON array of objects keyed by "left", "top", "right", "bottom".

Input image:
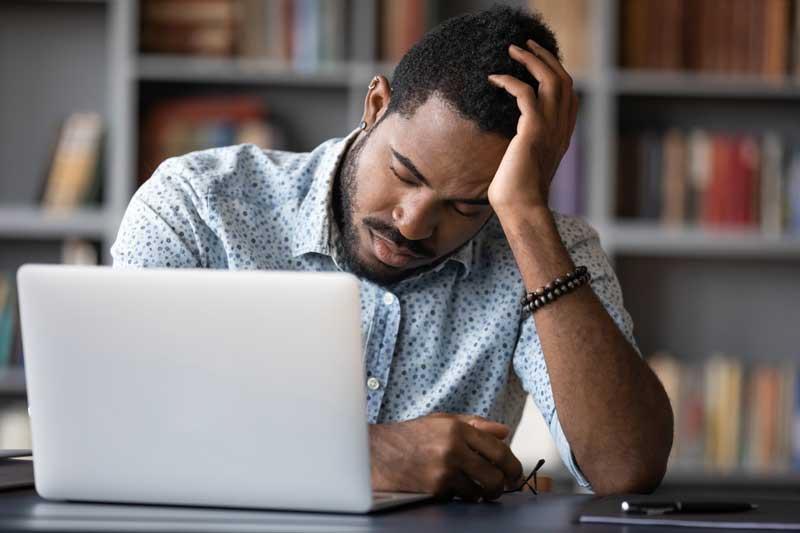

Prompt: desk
[{"left": 0, "top": 488, "right": 786, "bottom": 533}]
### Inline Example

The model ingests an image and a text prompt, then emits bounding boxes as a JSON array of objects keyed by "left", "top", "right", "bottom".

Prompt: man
[{"left": 112, "top": 5, "right": 673, "bottom": 500}]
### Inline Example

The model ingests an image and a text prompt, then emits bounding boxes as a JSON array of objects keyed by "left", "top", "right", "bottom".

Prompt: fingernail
[
  {"left": 527, "top": 39, "right": 538, "bottom": 48},
  {"left": 509, "top": 44, "right": 522, "bottom": 52}
]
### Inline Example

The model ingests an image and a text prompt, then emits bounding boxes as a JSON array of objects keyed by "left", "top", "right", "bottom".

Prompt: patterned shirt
[{"left": 111, "top": 127, "right": 641, "bottom": 489}]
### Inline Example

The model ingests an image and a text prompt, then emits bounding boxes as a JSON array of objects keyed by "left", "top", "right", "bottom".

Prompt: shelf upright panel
[
  {"left": 104, "top": 0, "right": 137, "bottom": 264},
  {"left": 582, "top": 0, "right": 616, "bottom": 260},
  {"left": 348, "top": 0, "right": 379, "bottom": 129}
]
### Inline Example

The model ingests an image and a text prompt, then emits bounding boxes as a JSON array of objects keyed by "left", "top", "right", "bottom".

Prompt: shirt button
[
  {"left": 383, "top": 293, "right": 395, "bottom": 305},
  {"left": 366, "top": 377, "right": 381, "bottom": 391}
]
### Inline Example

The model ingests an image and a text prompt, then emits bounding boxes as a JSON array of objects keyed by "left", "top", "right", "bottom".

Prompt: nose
[{"left": 392, "top": 194, "right": 438, "bottom": 242}]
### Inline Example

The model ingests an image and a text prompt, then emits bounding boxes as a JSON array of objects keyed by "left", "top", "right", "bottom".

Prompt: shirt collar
[{"left": 290, "top": 127, "right": 477, "bottom": 281}]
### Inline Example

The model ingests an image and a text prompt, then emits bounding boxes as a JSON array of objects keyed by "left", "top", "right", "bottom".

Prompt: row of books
[
  {"left": 0, "top": 242, "right": 99, "bottom": 367},
  {"left": 138, "top": 95, "right": 286, "bottom": 186},
  {"left": 139, "top": 0, "right": 589, "bottom": 68},
  {"left": 650, "top": 353, "right": 798, "bottom": 474},
  {"left": 141, "top": 0, "right": 348, "bottom": 68},
  {"left": 142, "top": 0, "right": 432, "bottom": 67},
  {"left": 618, "top": 129, "right": 800, "bottom": 233},
  {"left": 620, "top": 0, "right": 797, "bottom": 76},
  {"left": 138, "top": 0, "right": 436, "bottom": 64}
]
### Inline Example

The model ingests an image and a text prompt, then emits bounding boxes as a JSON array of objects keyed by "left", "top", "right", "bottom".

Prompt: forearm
[{"left": 496, "top": 206, "right": 673, "bottom": 494}]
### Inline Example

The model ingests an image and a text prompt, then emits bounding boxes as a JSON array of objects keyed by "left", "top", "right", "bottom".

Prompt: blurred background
[{"left": 1, "top": 0, "right": 799, "bottom": 493}]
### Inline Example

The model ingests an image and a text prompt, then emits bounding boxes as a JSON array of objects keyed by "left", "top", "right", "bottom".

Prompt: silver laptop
[{"left": 17, "top": 264, "right": 431, "bottom": 513}]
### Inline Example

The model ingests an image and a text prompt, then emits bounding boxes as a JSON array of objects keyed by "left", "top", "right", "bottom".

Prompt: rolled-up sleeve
[{"left": 512, "top": 215, "right": 641, "bottom": 490}]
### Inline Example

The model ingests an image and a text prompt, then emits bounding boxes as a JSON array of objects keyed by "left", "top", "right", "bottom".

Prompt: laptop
[{"left": 17, "top": 264, "right": 431, "bottom": 513}]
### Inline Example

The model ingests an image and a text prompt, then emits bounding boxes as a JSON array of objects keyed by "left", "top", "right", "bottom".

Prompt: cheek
[
  {"left": 434, "top": 213, "right": 490, "bottom": 252},
  {"left": 353, "top": 172, "right": 400, "bottom": 218}
]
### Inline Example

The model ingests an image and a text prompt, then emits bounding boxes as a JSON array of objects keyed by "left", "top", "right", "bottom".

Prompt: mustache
[{"left": 363, "top": 216, "right": 435, "bottom": 259}]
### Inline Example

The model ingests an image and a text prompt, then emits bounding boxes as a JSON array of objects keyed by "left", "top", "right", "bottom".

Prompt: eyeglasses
[{"left": 503, "top": 458, "right": 545, "bottom": 495}]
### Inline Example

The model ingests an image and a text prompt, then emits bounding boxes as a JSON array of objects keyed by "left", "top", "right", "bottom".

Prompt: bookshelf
[{"left": 1, "top": 0, "right": 799, "bottom": 487}]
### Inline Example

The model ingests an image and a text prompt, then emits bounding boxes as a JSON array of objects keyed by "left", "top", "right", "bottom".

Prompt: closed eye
[
  {"left": 391, "top": 165, "right": 486, "bottom": 218},
  {"left": 390, "top": 165, "right": 418, "bottom": 186}
]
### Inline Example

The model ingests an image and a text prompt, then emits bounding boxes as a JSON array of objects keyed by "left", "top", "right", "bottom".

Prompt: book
[
  {"left": 661, "top": 128, "right": 688, "bottom": 225},
  {"left": 40, "top": 112, "right": 103, "bottom": 211},
  {"left": 0, "top": 275, "right": 14, "bottom": 368},
  {"left": 380, "top": 0, "right": 426, "bottom": 62},
  {"left": 292, "top": 0, "right": 320, "bottom": 71},
  {"left": 788, "top": 149, "right": 800, "bottom": 232},
  {"left": 528, "top": 0, "right": 588, "bottom": 74},
  {"left": 140, "top": 0, "right": 238, "bottom": 56},
  {"left": 760, "top": 132, "right": 784, "bottom": 234},
  {"left": 62, "top": 240, "right": 98, "bottom": 266}
]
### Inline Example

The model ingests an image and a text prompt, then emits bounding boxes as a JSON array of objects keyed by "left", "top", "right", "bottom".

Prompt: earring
[
  {"left": 359, "top": 120, "right": 367, "bottom": 130},
  {"left": 368, "top": 77, "right": 378, "bottom": 90}
]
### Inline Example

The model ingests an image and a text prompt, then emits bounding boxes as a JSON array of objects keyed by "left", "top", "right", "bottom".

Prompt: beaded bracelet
[{"left": 520, "top": 265, "right": 591, "bottom": 314}]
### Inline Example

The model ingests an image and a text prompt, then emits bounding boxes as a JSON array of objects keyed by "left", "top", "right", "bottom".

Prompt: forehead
[{"left": 384, "top": 94, "right": 509, "bottom": 192}]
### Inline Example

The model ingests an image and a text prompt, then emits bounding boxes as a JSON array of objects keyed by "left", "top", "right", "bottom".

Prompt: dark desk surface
[{"left": 0, "top": 488, "right": 790, "bottom": 533}]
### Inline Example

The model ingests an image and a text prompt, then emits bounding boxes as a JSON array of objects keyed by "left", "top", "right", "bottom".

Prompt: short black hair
[{"left": 385, "top": 3, "right": 561, "bottom": 140}]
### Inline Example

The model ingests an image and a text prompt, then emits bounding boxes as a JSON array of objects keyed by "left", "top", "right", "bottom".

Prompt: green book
[{"left": 0, "top": 274, "right": 14, "bottom": 367}]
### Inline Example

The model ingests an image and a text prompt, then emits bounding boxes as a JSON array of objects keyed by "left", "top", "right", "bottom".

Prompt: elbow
[
  {"left": 591, "top": 459, "right": 669, "bottom": 496},
  {"left": 591, "top": 410, "right": 674, "bottom": 496}
]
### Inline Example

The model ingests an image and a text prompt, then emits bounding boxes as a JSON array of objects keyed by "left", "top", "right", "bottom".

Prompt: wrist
[
  {"left": 494, "top": 202, "right": 555, "bottom": 233},
  {"left": 495, "top": 204, "right": 576, "bottom": 292},
  {"left": 368, "top": 423, "right": 392, "bottom": 490}
]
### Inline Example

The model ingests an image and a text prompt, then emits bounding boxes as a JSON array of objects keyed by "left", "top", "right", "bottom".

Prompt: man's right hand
[{"left": 369, "top": 412, "right": 524, "bottom": 502}]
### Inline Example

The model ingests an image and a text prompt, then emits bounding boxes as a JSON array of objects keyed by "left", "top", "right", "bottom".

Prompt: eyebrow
[{"left": 390, "top": 146, "right": 491, "bottom": 205}]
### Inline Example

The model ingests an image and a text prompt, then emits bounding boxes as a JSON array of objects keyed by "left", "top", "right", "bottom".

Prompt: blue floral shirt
[{"left": 111, "top": 127, "right": 641, "bottom": 489}]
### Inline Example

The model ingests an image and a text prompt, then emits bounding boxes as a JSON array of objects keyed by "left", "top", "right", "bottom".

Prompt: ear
[{"left": 361, "top": 75, "right": 392, "bottom": 128}]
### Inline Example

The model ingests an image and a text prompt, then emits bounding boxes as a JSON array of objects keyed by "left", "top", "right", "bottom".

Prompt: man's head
[{"left": 333, "top": 5, "right": 560, "bottom": 286}]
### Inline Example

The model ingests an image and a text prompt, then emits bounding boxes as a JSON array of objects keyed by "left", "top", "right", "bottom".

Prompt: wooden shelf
[
  {"left": 600, "top": 222, "right": 800, "bottom": 258},
  {"left": 0, "top": 206, "right": 108, "bottom": 240},
  {"left": 614, "top": 70, "right": 800, "bottom": 99}
]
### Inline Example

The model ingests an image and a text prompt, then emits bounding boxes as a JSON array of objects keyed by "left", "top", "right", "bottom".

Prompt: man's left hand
[{"left": 486, "top": 39, "right": 579, "bottom": 215}]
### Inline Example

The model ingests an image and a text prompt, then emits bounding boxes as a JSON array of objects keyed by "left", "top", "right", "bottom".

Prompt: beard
[{"left": 332, "top": 128, "right": 439, "bottom": 287}]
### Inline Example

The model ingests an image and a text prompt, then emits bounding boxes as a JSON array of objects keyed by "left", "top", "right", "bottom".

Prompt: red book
[{"left": 703, "top": 135, "right": 729, "bottom": 226}]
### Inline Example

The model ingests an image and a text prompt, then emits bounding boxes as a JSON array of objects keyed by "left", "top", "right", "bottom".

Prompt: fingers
[
  {"left": 447, "top": 470, "right": 484, "bottom": 503},
  {"left": 463, "top": 424, "right": 524, "bottom": 488},
  {"left": 457, "top": 445, "right": 508, "bottom": 501},
  {"left": 459, "top": 414, "right": 510, "bottom": 440},
  {"left": 506, "top": 42, "right": 561, "bottom": 122},
  {"left": 487, "top": 73, "right": 537, "bottom": 120},
  {"left": 525, "top": 39, "right": 573, "bottom": 89},
  {"left": 525, "top": 39, "right": 577, "bottom": 153},
  {"left": 489, "top": 45, "right": 577, "bottom": 142}
]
